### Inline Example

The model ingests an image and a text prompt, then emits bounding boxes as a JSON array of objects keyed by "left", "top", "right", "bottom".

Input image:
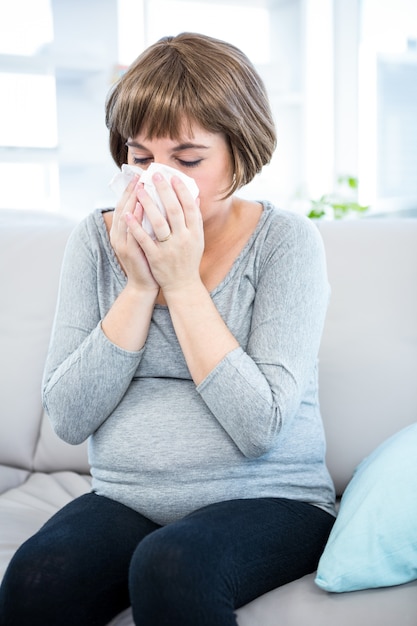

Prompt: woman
[{"left": 0, "top": 33, "right": 335, "bottom": 626}]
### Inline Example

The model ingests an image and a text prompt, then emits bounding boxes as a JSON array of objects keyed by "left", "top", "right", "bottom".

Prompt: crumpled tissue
[{"left": 109, "top": 163, "right": 199, "bottom": 238}]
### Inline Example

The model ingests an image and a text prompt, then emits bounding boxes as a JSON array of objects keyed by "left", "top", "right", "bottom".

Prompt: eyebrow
[{"left": 125, "top": 140, "right": 209, "bottom": 152}]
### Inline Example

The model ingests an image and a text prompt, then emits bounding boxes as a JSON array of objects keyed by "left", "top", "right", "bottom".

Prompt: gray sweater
[{"left": 42, "top": 203, "right": 336, "bottom": 524}]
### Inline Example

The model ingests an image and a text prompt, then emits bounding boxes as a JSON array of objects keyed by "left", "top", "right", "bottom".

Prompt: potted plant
[{"left": 307, "top": 176, "right": 369, "bottom": 220}]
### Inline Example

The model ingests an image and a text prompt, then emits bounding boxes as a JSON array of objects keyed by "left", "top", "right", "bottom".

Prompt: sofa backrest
[
  {"left": 317, "top": 219, "right": 417, "bottom": 494},
  {"left": 0, "top": 210, "right": 89, "bottom": 494},
  {"left": 1, "top": 210, "right": 416, "bottom": 498}
]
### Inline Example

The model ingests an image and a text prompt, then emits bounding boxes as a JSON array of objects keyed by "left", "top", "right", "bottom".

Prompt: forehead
[{"left": 129, "top": 123, "right": 227, "bottom": 150}]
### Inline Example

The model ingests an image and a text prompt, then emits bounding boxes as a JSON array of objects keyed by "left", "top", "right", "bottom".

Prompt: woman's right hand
[{"left": 109, "top": 175, "right": 159, "bottom": 295}]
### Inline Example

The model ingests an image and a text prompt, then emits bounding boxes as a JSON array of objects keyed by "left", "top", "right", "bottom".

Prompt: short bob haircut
[{"left": 105, "top": 32, "right": 277, "bottom": 197}]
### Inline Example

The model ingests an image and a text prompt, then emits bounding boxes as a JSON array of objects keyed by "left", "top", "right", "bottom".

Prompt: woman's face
[{"left": 125, "top": 123, "right": 235, "bottom": 216}]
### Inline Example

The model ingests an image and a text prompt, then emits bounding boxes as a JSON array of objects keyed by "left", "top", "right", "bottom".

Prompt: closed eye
[
  {"left": 132, "top": 156, "right": 152, "bottom": 166},
  {"left": 131, "top": 156, "right": 202, "bottom": 169},
  {"left": 176, "top": 159, "right": 202, "bottom": 168}
]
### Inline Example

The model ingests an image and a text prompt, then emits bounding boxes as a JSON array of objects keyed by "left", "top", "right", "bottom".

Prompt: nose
[{"left": 152, "top": 155, "right": 180, "bottom": 170}]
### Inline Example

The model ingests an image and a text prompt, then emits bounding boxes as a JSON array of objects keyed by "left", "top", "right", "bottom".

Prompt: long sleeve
[
  {"left": 197, "top": 213, "right": 329, "bottom": 458},
  {"left": 48, "top": 207, "right": 335, "bottom": 524},
  {"left": 42, "top": 215, "right": 143, "bottom": 444}
]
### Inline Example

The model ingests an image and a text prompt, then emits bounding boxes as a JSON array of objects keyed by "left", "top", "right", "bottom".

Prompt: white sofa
[{"left": 1, "top": 208, "right": 416, "bottom": 625}]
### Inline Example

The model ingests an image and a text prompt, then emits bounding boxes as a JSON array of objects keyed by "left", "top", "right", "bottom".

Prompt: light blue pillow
[{"left": 315, "top": 422, "right": 417, "bottom": 592}]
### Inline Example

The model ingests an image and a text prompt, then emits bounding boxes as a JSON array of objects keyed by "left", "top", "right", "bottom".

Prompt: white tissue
[{"left": 109, "top": 163, "right": 199, "bottom": 238}]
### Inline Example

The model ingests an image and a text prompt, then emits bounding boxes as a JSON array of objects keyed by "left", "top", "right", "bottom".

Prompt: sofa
[{"left": 1, "top": 208, "right": 416, "bottom": 625}]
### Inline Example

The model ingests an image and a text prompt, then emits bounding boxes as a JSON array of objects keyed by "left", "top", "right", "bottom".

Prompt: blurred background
[{"left": 0, "top": 0, "right": 416, "bottom": 219}]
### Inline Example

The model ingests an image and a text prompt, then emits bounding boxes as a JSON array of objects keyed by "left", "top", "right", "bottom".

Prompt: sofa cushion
[
  {"left": 0, "top": 471, "right": 91, "bottom": 580},
  {"left": 315, "top": 423, "right": 417, "bottom": 592},
  {"left": 33, "top": 411, "right": 90, "bottom": 474},
  {"left": 0, "top": 466, "right": 30, "bottom": 496},
  {"left": 107, "top": 574, "right": 417, "bottom": 626},
  {"left": 235, "top": 573, "right": 417, "bottom": 626}
]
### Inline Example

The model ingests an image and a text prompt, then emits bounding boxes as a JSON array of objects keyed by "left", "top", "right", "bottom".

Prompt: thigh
[
  {"left": 175, "top": 497, "right": 335, "bottom": 609},
  {"left": 28, "top": 491, "right": 160, "bottom": 582},
  {"left": 0, "top": 492, "right": 159, "bottom": 626}
]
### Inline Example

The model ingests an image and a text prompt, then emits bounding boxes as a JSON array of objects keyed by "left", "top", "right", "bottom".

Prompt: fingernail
[{"left": 153, "top": 172, "right": 163, "bottom": 182}]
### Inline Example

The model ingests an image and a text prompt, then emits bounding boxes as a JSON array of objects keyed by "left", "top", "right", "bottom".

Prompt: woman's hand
[
  {"left": 124, "top": 172, "right": 239, "bottom": 384},
  {"left": 109, "top": 175, "right": 159, "bottom": 295},
  {"left": 102, "top": 176, "right": 160, "bottom": 352},
  {"left": 125, "top": 173, "right": 205, "bottom": 296}
]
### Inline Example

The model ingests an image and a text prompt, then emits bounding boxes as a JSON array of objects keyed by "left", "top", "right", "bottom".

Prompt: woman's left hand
[{"left": 125, "top": 173, "right": 204, "bottom": 295}]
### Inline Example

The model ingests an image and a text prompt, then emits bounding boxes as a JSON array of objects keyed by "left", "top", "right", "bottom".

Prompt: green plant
[{"left": 307, "top": 176, "right": 370, "bottom": 220}]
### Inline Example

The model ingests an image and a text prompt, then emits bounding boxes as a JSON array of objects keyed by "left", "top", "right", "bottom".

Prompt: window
[
  {"left": 0, "top": 0, "right": 416, "bottom": 217},
  {"left": 359, "top": 0, "right": 417, "bottom": 213},
  {"left": 0, "top": 73, "right": 57, "bottom": 148},
  {"left": 118, "top": 0, "right": 270, "bottom": 66},
  {"left": 0, "top": 0, "right": 53, "bottom": 56},
  {"left": 0, "top": 0, "right": 59, "bottom": 211}
]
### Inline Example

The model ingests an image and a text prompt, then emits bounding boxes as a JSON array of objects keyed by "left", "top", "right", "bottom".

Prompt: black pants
[{"left": 0, "top": 493, "right": 334, "bottom": 626}]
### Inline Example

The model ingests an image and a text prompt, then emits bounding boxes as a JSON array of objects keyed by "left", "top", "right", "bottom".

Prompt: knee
[
  {"left": 2, "top": 536, "right": 45, "bottom": 594},
  {"left": 0, "top": 536, "right": 55, "bottom": 623},
  {"left": 130, "top": 525, "right": 203, "bottom": 593},
  {"left": 130, "top": 521, "right": 226, "bottom": 606},
  {"left": 129, "top": 524, "right": 235, "bottom": 625},
  {"left": 0, "top": 526, "right": 84, "bottom": 623}
]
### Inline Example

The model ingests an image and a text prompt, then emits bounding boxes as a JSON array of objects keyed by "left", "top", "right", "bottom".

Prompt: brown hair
[{"left": 105, "top": 32, "right": 277, "bottom": 196}]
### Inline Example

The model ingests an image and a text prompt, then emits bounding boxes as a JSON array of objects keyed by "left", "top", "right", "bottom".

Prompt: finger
[
  {"left": 171, "top": 175, "right": 202, "bottom": 232},
  {"left": 149, "top": 173, "right": 187, "bottom": 233},
  {"left": 114, "top": 175, "right": 140, "bottom": 237},
  {"left": 133, "top": 201, "right": 144, "bottom": 223},
  {"left": 125, "top": 203, "right": 144, "bottom": 246},
  {"left": 136, "top": 185, "right": 174, "bottom": 241},
  {"left": 115, "top": 174, "right": 139, "bottom": 215},
  {"left": 125, "top": 211, "right": 153, "bottom": 249}
]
